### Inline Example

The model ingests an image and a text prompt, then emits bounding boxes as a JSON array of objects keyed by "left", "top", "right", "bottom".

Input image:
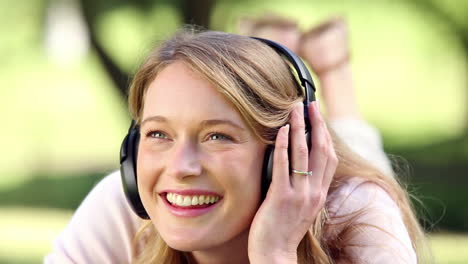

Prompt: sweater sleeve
[
  {"left": 328, "top": 119, "right": 394, "bottom": 176},
  {"left": 326, "top": 180, "right": 417, "bottom": 263},
  {"left": 44, "top": 171, "right": 141, "bottom": 264}
]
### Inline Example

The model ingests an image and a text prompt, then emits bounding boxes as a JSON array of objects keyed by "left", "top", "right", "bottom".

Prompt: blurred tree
[{"left": 79, "top": 0, "right": 215, "bottom": 102}]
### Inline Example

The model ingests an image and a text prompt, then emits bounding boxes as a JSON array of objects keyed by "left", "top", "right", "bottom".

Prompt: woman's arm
[
  {"left": 44, "top": 171, "right": 140, "bottom": 264},
  {"left": 328, "top": 119, "right": 394, "bottom": 176}
]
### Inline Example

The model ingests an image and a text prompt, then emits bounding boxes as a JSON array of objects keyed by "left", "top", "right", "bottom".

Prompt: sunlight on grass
[
  {"left": 0, "top": 207, "right": 73, "bottom": 264},
  {"left": 430, "top": 232, "right": 468, "bottom": 264},
  {"left": 0, "top": 207, "right": 467, "bottom": 263}
]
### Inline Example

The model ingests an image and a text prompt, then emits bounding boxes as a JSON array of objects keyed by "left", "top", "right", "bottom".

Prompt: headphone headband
[
  {"left": 251, "top": 37, "right": 316, "bottom": 104},
  {"left": 252, "top": 37, "right": 316, "bottom": 137}
]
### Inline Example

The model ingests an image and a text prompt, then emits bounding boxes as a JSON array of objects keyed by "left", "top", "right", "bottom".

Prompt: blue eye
[
  {"left": 148, "top": 131, "right": 167, "bottom": 139},
  {"left": 208, "top": 133, "right": 232, "bottom": 141}
]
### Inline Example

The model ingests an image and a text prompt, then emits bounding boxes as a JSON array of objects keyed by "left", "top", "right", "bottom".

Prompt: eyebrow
[
  {"left": 200, "top": 119, "right": 246, "bottom": 131},
  {"left": 140, "top": 115, "right": 168, "bottom": 127},
  {"left": 140, "top": 115, "right": 246, "bottom": 131}
]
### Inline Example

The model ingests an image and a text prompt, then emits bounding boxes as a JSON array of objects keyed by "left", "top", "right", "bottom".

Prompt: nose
[{"left": 166, "top": 139, "right": 202, "bottom": 180}]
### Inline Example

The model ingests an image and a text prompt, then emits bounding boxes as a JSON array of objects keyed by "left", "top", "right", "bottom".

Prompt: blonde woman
[{"left": 46, "top": 29, "right": 427, "bottom": 263}]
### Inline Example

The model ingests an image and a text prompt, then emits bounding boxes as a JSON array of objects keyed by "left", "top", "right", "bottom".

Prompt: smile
[
  {"left": 166, "top": 193, "right": 220, "bottom": 207},
  {"left": 160, "top": 191, "right": 223, "bottom": 217}
]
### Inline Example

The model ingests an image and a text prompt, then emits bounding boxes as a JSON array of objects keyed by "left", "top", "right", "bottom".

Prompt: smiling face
[{"left": 137, "top": 61, "right": 266, "bottom": 253}]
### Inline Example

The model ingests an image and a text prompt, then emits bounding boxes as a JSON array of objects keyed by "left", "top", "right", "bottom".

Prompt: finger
[
  {"left": 289, "top": 102, "right": 310, "bottom": 188},
  {"left": 271, "top": 124, "right": 291, "bottom": 191},
  {"left": 321, "top": 124, "right": 338, "bottom": 195},
  {"left": 307, "top": 101, "right": 329, "bottom": 191}
]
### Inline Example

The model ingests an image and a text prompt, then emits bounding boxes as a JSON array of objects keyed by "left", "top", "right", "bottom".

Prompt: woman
[{"left": 46, "top": 29, "right": 426, "bottom": 263}]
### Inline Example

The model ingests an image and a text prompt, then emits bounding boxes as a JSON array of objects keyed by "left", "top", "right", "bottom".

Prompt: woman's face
[{"left": 137, "top": 61, "right": 265, "bottom": 252}]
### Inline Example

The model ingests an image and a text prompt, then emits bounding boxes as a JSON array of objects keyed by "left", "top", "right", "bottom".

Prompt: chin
[
  {"left": 163, "top": 235, "right": 213, "bottom": 252},
  {"left": 160, "top": 225, "right": 251, "bottom": 257}
]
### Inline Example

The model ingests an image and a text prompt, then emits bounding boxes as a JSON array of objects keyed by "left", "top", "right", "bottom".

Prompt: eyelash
[
  {"left": 144, "top": 130, "right": 233, "bottom": 142},
  {"left": 207, "top": 132, "right": 233, "bottom": 141},
  {"left": 146, "top": 130, "right": 168, "bottom": 139}
]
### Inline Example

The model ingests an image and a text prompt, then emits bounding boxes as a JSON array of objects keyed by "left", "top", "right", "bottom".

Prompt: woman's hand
[{"left": 248, "top": 101, "right": 338, "bottom": 263}]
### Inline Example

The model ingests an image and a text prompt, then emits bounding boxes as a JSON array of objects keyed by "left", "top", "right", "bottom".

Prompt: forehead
[{"left": 142, "top": 61, "right": 243, "bottom": 123}]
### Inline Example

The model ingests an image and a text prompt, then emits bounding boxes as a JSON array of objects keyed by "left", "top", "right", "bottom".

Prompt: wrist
[{"left": 319, "top": 62, "right": 362, "bottom": 120}]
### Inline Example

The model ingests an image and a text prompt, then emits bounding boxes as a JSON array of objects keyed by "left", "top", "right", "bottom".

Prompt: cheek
[
  {"left": 213, "top": 146, "right": 265, "bottom": 201},
  {"left": 221, "top": 150, "right": 260, "bottom": 173},
  {"left": 136, "top": 146, "right": 163, "bottom": 204},
  {"left": 218, "top": 147, "right": 265, "bottom": 233}
]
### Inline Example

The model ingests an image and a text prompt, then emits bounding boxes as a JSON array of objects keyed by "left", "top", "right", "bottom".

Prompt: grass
[
  {"left": 0, "top": 206, "right": 466, "bottom": 264},
  {"left": 0, "top": 207, "right": 72, "bottom": 264},
  {"left": 431, "top": 232, "right": 468, "bottom": 264}
]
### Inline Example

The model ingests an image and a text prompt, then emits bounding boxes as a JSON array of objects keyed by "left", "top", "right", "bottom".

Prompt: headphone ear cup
[
  {"left": 120, "top": 126, "right": 150, "bottom": 219},
  {"left": 261, "top": 126, "right": 311, "bottom": 200},
  {"left": 261, "top": 145, "right": 275, "bottom": 200}
]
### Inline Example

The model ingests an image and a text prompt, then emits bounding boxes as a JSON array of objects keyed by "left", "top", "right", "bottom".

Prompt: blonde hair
[{"left": 129, "top": 27, "right": 428, "bottom": 263}]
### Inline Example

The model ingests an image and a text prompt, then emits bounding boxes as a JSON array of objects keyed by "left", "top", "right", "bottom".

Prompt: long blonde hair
[{"left": 128, "top": 27, "right": 428, "bottom": 263}]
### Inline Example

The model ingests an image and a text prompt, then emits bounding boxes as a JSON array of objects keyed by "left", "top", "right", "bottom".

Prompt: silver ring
[{"left": 292, "top": 169, "right": 313, "bottom": 176}]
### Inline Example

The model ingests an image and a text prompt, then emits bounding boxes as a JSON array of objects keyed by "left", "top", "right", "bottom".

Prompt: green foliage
[
  {"left": 95, "top": 3, "right": 182, "bottom": 72},
  {"left": 0, "top": 172, "right": 105, "bottom": 210},
  {"left": 406, "top": 162, "right": 468, "bottom": 231}
]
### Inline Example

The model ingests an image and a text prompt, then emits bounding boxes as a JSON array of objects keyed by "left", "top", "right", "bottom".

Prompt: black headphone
[{"left": 119, "top": 37, "right": 316, "bottom": 219}]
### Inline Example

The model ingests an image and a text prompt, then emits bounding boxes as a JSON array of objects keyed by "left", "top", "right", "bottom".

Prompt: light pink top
[{"left": 44, "top": 120, "right": 416, "bottom": 263}]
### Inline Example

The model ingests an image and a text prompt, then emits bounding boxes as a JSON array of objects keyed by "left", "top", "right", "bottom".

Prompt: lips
[{"left": 159, "top": 190, "right": 223, "bottom": 217}]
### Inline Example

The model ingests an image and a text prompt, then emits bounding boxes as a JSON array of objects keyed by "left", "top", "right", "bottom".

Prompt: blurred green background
[{"left": 1, "top": 0, "right": 467, "bottom": 263}]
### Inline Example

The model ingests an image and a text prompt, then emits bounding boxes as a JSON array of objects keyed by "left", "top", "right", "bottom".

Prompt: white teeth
[
  {"left": 182, "top": 196, "right": 191, "bottom": 206},
  {"left": 166, "top": 193, "right": 172, "bottom": 203},
  {"left": 165, "top": 193, "right": 220, "bottom": 207},
  {"left": 191, "top": 196, "right": 199, "bottom": 205},
  {"left": 176, "top": 195, "right": 183, "bottom": 205}
]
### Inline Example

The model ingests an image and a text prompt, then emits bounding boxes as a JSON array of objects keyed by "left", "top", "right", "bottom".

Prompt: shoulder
[
  {"left": 44, "top": 171, "right": 141, "bottom": 263},
  {"left": 72, "top": 171, "right": 136, "bottom": 223},
  {"left": 325, "top": 178, "right": 417, "bottom": 263},
  {"left": 90, "top": 170, "right": 130, "bottom": 204}
]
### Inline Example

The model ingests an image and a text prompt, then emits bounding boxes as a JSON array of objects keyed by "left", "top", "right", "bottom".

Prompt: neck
[{"left": 190, "top": 228, "right": 250, "bottom": 264}]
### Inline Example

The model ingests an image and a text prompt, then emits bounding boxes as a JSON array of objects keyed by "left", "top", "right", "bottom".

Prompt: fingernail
[
  {"left": 297, "top": 102, "right": 305, "bottom": 115},
  {"left": 315, "top": 100, "right": 320, "bottom": 110},
  {"left": 284, "top": 124, "right": 290, "bottom": 133}
]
